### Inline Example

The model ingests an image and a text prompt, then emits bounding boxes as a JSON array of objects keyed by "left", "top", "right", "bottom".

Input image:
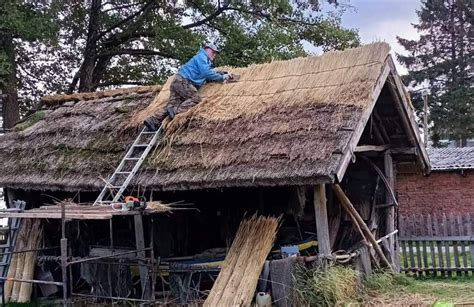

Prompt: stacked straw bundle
[
  {"left": 204, "top": 214, "right": 280, "bottom": 306},
  {"left": 5, "top": 219, "right": 42, "bottom": 303}
]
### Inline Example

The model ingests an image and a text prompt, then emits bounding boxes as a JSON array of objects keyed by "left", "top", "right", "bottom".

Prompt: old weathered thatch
[
  {"left": 0, "top": 43, "right": 429, "bottom": 192},
  {"left": 0, "top": 86, "right": 161, "bottom": 191}
]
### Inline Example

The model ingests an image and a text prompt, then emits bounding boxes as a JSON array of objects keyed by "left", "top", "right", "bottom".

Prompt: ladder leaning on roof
[{"left": 93, "top": 125, "right": 163, "bottom": 206}]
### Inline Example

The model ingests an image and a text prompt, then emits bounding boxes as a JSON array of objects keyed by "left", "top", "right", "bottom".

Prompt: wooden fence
[{"left": 399, "top": 213, "right": 474, "bottom": 276}]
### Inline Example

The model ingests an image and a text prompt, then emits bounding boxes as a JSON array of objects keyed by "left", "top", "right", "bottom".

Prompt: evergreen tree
[{"left": 397, "top": 0, "right": 473, "bottom": 146}]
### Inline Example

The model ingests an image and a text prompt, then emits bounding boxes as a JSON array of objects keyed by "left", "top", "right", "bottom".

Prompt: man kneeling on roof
[{"left": 144, "top": 42, "right": 233, "bottom": 131}]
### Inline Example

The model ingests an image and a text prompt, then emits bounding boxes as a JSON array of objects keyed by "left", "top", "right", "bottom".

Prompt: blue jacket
[{"left": 178, "top": 48, "right": 224, "bottom": 88}]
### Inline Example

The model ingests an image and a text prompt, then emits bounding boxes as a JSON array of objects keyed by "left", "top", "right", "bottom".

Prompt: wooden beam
[
  {"left": 384, "top": 151, "right": 398, "bottom": 271},
  {"left": 134, "top": 214, "right": 151, "bottom": 298},
  {"left": 372, "top": 109, "right": 391, "bottom": 144},
  {"left": 355, "top": 145, "right": 390, "bottom": 152},
  {"left": 332, "top": 184, "right": 392, "bottom": 269},
  {"left": 336, "top": 60, "right": 391, "bottom": 181},
  {"left": 390, "top": 147, "right": 417, "bottom": 155},
  {"left": 0, "top": 212, "right": 112, "bottom": 219},
  {"left": 314, "top": 184, "right": 331, "bottom": 259}
]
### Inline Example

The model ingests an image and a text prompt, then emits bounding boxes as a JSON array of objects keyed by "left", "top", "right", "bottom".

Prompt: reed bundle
[
  {"left": 145, "top": 201, "right": 172, "bottom": 212},
  {"left": 5, "top": 219, "right": 43, "bottom": 303},
  {"left": 204, "top": 214, "right": 280, "bottom": 307}
]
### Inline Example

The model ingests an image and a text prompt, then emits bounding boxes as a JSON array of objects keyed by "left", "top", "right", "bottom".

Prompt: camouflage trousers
[{"left": 146, "top": 75, "right": 201, "bottom": 126}]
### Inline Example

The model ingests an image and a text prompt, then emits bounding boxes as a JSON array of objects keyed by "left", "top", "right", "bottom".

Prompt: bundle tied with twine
[
  {"left": 204, "top": 214, "right": 281, "bottom": 307},
  {"left": 5, "top": 219, "right": 43, "bottom": 303}
]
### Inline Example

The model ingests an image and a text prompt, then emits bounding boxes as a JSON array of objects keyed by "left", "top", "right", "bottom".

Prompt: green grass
[{"left": 366, "top": 271, "right": 474, "bottom": 305}]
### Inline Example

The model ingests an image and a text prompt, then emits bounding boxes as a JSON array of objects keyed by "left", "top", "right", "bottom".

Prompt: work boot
[
  {"left": 143, "top": 119, "right": 158, "bottom": 132},
  {"left": 166, "top": 106, "right": 176, "bottom": 119}
]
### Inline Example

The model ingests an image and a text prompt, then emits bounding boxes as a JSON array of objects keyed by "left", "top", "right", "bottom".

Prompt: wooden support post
[
  {"left": 314, "top": 184, "right": 331, "bottom": 263},
  {"left": 384, "top": 151, "right": 398, "bottom": 271},
  {"left": 332, "top": 184, "right": 392, "bottom": 269},
  {"left": 134, "top": 214, "right": 150, "bottom": 299}
]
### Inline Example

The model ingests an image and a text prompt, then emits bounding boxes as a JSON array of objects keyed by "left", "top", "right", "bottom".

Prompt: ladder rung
[
  {"left": 125, "top": 158, "right": 140, "bottom": 161},
  {"left": 141, "top": 131, "right": 158, "bottom": 135},
  {"left": 116, "top": 172, "right": 131, "bottom": 174},
  {"left": 133, "top": 144, "right": 149, "bottom": 147}
]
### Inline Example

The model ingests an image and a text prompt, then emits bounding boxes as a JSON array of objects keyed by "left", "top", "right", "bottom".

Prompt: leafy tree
[
  {"left": 397, "top": 0, "right": 473, "bottom": 146},
  {"left": 0, "top": 0, "right": 57, "bottom": 128},
  {"left": 32, "top": 0, "right": 359, "bottom": 94}
]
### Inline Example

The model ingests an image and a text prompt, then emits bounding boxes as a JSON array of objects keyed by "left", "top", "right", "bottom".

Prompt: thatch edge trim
[
  {"left": 335, "top": 56, "right": 392, "bottom": 181},
  {"left": 386, "top": 57, "right": 430, "bottom": 174},
  {"left": 335, "top": 55, "right": 430, "bottom": 182},
  {"left": 0, "top": 174, "right": 335, "bottom": 192},
  {"left": 41, "top": 85, "right": 162, "bottom": 106}
]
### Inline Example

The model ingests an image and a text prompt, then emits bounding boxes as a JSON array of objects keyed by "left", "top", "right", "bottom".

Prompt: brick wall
[{"left": 396, "top": 170, "right": 474, "bottom": 216}]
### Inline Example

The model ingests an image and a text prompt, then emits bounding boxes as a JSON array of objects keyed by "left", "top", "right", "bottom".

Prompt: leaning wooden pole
[{"left": 332, "top": 184, "right": 392, "bottom": 270}]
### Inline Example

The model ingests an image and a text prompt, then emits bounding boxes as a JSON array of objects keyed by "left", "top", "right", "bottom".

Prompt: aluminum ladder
[
  {"left": 93, "top": 126, "right": 163, "bottom": 205},
  {"left": 0, "top": 200, "right": 26, "bottom": 298}
]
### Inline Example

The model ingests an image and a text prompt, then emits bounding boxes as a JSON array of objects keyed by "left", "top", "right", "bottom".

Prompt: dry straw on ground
[{"left": 204, "top": 214, "right": 280, "bottom": 306}]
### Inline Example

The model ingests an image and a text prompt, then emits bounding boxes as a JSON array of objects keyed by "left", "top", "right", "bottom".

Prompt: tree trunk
[
  {"left": 0, "top": 32, "right": 20, "bottom": 129},
  {"left": 78, "top": 0, "right": 102, "bottom": 92}
]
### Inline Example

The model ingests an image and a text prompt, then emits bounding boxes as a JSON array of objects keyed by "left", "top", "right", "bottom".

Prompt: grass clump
[
  {"left": 294, "top": 264, "right": 360, "bottom": 306},
  {"left": 365, "top": 270, "right": 412, "bottom": 292},
  {"left": 14, "top": 111, "right": 46, "bottom": 131}
]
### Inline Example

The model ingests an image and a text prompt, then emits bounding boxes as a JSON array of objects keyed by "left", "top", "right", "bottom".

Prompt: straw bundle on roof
[{"left": 204, "top": 214, "right": 280, "bottom": 306}]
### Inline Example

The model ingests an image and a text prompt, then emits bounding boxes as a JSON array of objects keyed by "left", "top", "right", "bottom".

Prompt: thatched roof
[{"left": 0, "top": 43, "right": 429, "bottom": 192}]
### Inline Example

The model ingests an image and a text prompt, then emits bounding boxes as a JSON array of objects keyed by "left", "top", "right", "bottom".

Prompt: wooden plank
[
  {"left": 354, "top": 245, "right": 372, "bottom": 279},
  {"left": 384, "top": 152, "right": 396, "bottom": 270},
  {"left": 354, "top": 145, "right": 390, "bottom": 152},
  {"left": 314, "top": 184, "right": 331, "bottom": 259},
  {"left": 0, "top": 212, "right": 112, "bottom": 219},
  {"left": 433, "top": 215, "right": 444, "bottom": 277},
  {"left": 401, "top": 240, "right": 408, "bottom": 270},
  {"left": 401, "top": 267, "right": 474, "bottom": 272},
  {"left": 427, "top": 215, "right": 436, "bottom": 275},
  {"left": 408, "top": 240, "right": 415, "bottom": 273},
  {"left": 443, "top": 214, "right": 452, "bottom": 277},
  {"left": 467, "top": 214, "right": 474, "bottom": 276},
  {"left": 419, "top": 215, "right": 428, "bottom": 276},
  {"left": 134, "top": 214, "right": 150, "bottom": 299},
  {"left": 335, "top": 61, "right": 391, "bottom": 181},
  {"left": 458, "top": 215, "right": 468, "bottom": 276},
  {"left": 450, "top": 213, "right": 462, "bottom": 277},
  {"left": 399, "top": 236, "right": 474, "bottom": 242}
]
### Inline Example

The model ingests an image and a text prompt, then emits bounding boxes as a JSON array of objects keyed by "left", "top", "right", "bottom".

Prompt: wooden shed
[{"left": 0, "top": 43, "right": 429, "bottom": 304}]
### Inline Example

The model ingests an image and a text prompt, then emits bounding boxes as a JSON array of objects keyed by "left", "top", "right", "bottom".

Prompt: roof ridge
[{"left": 41, "top": 85, "right": 162, "bottom": 106}]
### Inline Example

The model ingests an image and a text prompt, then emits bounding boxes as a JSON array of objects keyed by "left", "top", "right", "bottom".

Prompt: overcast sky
[{"left": 339, "top": 0, "right": 422, "bottom": 75}]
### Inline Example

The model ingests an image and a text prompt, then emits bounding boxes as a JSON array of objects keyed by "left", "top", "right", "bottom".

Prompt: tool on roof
[{"left": 93, "top": 125, "right": 163, "bottom": 206}]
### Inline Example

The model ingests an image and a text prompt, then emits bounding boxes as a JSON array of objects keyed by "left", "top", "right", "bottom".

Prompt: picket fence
[{"left": 399, "top": 213, "right": 474, "bottom": 276}]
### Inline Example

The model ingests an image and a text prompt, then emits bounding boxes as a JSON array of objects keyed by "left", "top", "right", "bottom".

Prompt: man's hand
[{"left": 223, "top": 73, "right": 233, "bottom": 81}]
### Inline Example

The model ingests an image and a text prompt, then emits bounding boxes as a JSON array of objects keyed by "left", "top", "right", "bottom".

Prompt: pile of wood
[
  {"left": 204, "top": 214, "right": 280, "bottom": 306},
  {"left": 5, "top": 219, "right": 42, "bottom": 303}
]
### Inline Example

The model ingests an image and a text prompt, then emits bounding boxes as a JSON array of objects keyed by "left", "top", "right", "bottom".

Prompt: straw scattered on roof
[{"left": 0, "top": 43, "right": 395, "bottom": 191}]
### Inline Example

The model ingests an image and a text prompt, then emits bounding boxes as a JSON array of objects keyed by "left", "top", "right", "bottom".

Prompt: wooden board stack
[{"left": 204, "top": 214, "right": 280, "bottom": 306}]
